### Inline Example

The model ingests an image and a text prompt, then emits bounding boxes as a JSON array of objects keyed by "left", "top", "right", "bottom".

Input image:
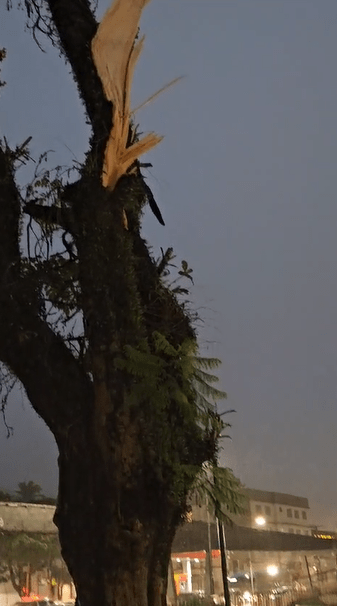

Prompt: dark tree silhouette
[
  {"left": 15, "top": 481, "right": 43, "bottom": 503},
  {"left": 0, "top": 2, "right": 233, "bottom": 606},
  {"left": 0, "top": 533, "right": 62, "bottom": 598},
  {"left": 0, "top": 490, "right": 11, "bottom": 502}
]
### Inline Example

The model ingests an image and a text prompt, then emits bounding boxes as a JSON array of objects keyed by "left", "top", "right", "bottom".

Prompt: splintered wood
[{"left": 91, "top": 0, "right": 163, "bottom": 190}]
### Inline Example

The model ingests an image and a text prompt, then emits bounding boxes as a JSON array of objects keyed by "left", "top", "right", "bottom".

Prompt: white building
[
  {"left": 244, "top": 488, "right": 314, "bottom": 535},
  {"left": 191, "top": 486, "right": 316, "bottom": 535}
]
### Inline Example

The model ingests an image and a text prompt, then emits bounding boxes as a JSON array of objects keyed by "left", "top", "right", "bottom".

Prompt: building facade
[
  {"left": 172, "top": 520, "right": 337, "bottom": 601},
  {"left": 190, "top": 487, "right": 315, "bottom": 536},
  {"left": 244, "top": 488, "right": 314, "bottom": 535}
]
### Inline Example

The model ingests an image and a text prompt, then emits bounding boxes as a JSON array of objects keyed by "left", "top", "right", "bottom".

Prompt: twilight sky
[{"left": 0, "top": 0, "right": 337, "bottom": 529}]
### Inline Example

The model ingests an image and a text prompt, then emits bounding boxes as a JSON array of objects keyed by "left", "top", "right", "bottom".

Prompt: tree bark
[{"left": 54, "top": 408, "right": 181, "bottom": 606}]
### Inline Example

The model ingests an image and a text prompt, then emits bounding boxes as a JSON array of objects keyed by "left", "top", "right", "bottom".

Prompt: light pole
[
  {"left": 249, "top": 554, "right": 255, "bottom": 598},
  {"left": 205, "top": 503, "right": 214, "bottom": 596},
  {"left": 216, "top": 517, "right": 231, "bottom": 606},
  {"left": 211, "top": 408, "right": 236, "bottom": 606}
]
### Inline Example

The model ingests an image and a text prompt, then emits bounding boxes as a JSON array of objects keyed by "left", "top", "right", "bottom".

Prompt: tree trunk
[
  {"left": 54, "top": 402, "right": 180, "bottom": 606},
  {"left": 8, "top": 564, "right": 26, "bottom": 598}
]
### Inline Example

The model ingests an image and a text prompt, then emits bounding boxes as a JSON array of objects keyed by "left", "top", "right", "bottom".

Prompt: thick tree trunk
[{"left": 54, "top": 402, "right": 179, "bottom": 606}]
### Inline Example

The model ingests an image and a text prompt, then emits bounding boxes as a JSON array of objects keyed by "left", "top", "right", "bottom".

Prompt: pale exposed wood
[{"left": 91, "top": 0, "right": 163, "bottom": 190}]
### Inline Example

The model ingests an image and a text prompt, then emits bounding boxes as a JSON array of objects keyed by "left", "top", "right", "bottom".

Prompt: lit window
[{"left": 287, "top": 509, "right": 292, "bottom": 518}]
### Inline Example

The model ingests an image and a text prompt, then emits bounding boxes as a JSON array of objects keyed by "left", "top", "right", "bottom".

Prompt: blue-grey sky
[{"left": 0, "top": 0, "right": 336, "bottom": 529}]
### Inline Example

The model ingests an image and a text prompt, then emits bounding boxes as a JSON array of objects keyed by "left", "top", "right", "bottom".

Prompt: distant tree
[
  {"left": 50, "top": 558, "right": 73, "bottom": 600},
  {"left": 15, "top": 482, "right": 43, "bottom": 503},
  {"left": 0, "top": 490, "right": 11, "bottom": 502},
  {"left": 0, "top": 532, "right": 61, "bottom": 597}
]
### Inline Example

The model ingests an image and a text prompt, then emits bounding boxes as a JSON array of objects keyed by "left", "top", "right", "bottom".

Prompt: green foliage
[
  {"left": 156, "top": 247, "right": 175, "bottom": 277},
  {"left": 8, "top": 533, "right": 49, "bottom": 563},
  {"left": 24, "top": 152, "right": 68, "bottom": 209},
  {"left": 0, "top": 489, "right": 11, "bottom": 502},
  {"left": 15, "top": 481, "right": 43, "bottom": 503},
  {"left": 178, "top": 260, "right": 194, "bottom": 284},
  {"left": 0, "top": 532, "right": 62, "bottom": 596},
  {"left": 116, "top": 331, "right": 225, "bottom": 423},
  {"left": 156, "top": 248, "right": 194, "bottom": 296},
  {"left": 0, "top": 48, "right": 6, "bottom": 89},
  {"left": 41, "top": 257, "right": 79, "bottom": 316},
  {"left": 115, "top": 330, "right": 234, "bottom": 511},
  {"left": 115, "top": 332, "right": 195, "bottom": 424},
  {"left": 191, "top": 464, "right": 247, "bottom": 525}
]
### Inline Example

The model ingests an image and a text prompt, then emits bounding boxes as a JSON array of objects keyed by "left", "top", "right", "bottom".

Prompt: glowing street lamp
[
  {"left": 267, "top": 565, "right": 279, "bottom": 577},
  {"left": 255, "top": 516, "right": 266, "bottom": 527}
]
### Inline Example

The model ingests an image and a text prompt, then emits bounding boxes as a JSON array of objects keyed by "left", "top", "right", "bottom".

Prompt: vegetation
[
  {"left": 0, "top": 532, "right": 65, "bottom": 598},
  {"left": 15, "top": 481, "right": 43, "bottom": 503},
  {"left": 0, "top": 482, "right": 56, "bottom": 504},
  {"left": 0, "top": 2, "right": 239, "bottom": 605},
  {"left": 0, "top": 490, "right": 11, "bottom": 502}
]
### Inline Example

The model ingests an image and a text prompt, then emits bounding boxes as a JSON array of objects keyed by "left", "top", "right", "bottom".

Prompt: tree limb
[
  {"left": 0, "top": 309, "right": 93, "bottom": 439},
  {"left": 23, "top": 200, "right": 76, "bottom": 233},
  {"left": 0, "top": 146, "right": 92, "bottom": 437},
  {"left": 45, "top": 0, "right": 112, "bottom": 153},
  {"left": 0, "top": 144, "right": 21, "bottom": 282}
]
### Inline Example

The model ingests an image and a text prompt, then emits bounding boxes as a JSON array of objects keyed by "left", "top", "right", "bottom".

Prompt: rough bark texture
[{"left": 0, "top": 2, "right": 219, "bottom": 605}]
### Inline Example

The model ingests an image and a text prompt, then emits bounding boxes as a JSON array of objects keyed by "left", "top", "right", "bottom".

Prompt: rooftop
[
  {"left": 244, "top": 488, "right": 309, "bottom": 509},
  {"left": 173, "top": 521, "right": 335, "bottom": 553}
]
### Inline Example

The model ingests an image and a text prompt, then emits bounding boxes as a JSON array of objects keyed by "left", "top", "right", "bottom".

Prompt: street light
[
  {"left": 255, "top": 516, "right": 266, "bottom": 527},
  {"left": 267, "top": 565, "right": 279, "bottom": 577}
]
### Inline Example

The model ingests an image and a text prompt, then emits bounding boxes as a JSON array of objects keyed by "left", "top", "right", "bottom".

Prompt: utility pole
[
  {"left": 212, "top": 410, "right": 234, "bottom": 606},
  {"left": 304, "top": 556, "right": 314, "bottom": 593},
  {"left": 249, "top": 553, "right": 255, "bottom": 598},
  {"left": 205, "top": 505, "right": 215, "bottom": 596},
  {"left": 216, "top": 518, "right": 231, "bottom": 606}
]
